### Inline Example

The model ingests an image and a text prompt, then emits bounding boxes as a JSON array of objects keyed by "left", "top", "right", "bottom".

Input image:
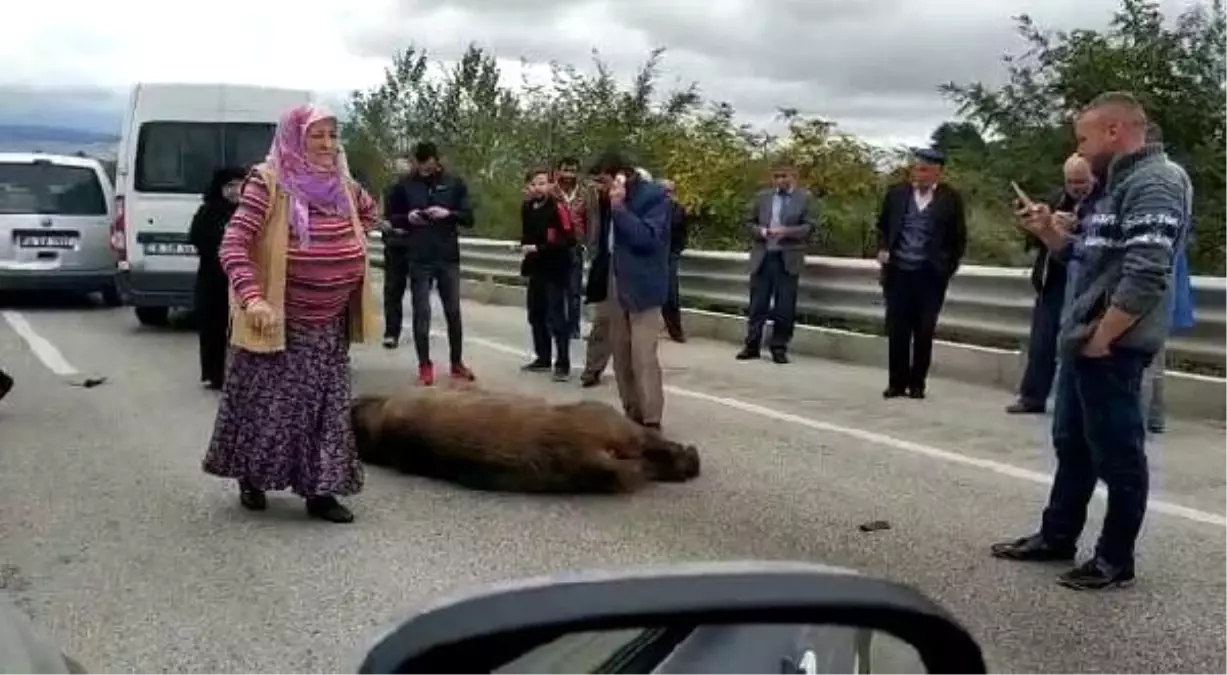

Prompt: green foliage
[
  {"left": 941, "top": 0, "right": 1226, "bottom": 273},
  {"left": 344, "top": 0, "right": 1225, "bottom": 273}
]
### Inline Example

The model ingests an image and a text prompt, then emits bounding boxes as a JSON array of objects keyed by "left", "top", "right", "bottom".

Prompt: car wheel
[
  {"left": 100, "top": 283, "right": 123, "bottom": 307},
  {"left": 135, "top": 306, "right": 170, "bottom": 327}
]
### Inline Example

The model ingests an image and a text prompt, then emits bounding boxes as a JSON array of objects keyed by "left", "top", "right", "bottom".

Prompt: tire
[
  {"left": 100, "top": 283, "right": 123, "bottom": 307},
  {"left": 135, "top": 306, "right": 170, "bottom": 327}
]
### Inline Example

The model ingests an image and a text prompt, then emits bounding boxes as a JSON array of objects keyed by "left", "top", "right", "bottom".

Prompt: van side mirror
[{"left": 356, "top": 561, "right": 987, "bottom": 674}]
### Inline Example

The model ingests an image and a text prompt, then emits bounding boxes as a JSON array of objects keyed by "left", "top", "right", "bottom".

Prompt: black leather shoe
[
  {"left": 735, "top": 348, "right": 760, "bottom": 360},
  {"left": 306, "top": 496, "right": 354, "bottom": 523},
  {"left": 1057, "top": 558, "right": 1135, "bottom": 590},
  {"left": 770, "top": 351, "right": 790, "bottom": 364},
  {"left": 990, "top": 533, "right": 1076, "bottom": 562},
  {"left": 882, "top": 387, "right": 907, "bottom": 399},
  {"left": 1006, "top": 400, "right": 1045, "bottom": 414},
  {"left": 239, "top": 483, "right": 267, "bottom": 511},
  {"left": 907, "top": 387, "right": 926, "bottom": 399}
]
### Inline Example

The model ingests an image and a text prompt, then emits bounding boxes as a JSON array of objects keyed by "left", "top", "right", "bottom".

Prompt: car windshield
[
  {"left": 134, "top": 121, "right": 275, "bottom": 194},
  {"left": 0, "top": 162, "right": 107, "bottom": 216}
]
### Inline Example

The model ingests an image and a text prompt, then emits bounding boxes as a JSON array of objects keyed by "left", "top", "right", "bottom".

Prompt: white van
[{"left": 112, "top": 83, "right": 314, "bottom": 326}]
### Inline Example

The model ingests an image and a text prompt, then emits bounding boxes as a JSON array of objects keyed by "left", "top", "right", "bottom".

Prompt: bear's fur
[{"left": 351, "top": 387, "right": 700, "bottom": 494}]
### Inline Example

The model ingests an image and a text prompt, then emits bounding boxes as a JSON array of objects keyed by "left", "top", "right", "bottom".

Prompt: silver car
[{"left": 0, "top": 152, "right": 121, "bottom": 305}]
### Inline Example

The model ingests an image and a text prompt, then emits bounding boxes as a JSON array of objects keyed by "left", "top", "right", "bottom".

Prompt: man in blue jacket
[
  {"left": 584, "top": 151, "right": 672, "bottom": 430},
  {"left": 992, "top": 92, "right": 1190, "bottom": 590}
]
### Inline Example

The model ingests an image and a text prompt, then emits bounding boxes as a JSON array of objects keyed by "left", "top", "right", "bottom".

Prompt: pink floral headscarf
[{"left": 265, "top": 104, "right": 353, "bottom": 247}]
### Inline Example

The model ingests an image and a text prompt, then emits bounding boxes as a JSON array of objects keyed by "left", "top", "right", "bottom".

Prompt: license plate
[
  {"left": 143, "top": 242, "right": 197, "bottom": 256},
  {"left": 18, "top": 235, "right": 77, "bottom": 249}
]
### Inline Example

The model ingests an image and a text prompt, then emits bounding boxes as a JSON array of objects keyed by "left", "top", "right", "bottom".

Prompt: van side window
[{"left": 135, "top": 122, "right": 275, "bottom": 194}]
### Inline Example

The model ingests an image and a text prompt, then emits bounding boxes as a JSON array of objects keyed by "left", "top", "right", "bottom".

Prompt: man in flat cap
[{"left": 874, "top": 147, "right": 967, "bottom": 399}]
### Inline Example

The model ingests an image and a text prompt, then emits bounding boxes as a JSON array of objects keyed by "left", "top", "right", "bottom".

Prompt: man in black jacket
[
  {"left": 383, "top": 142, "right": 476, "bottom": 386},
  {"left": 380, "top": 156, "right": 413, "bottom": 348},
  {"left": 660, "top": 179, "right": 688, "bottom": 342},
  {"left": 1007, "top": 155, "right": 1096, "bottom": 414},
  {"left": 875, "top": 148, "right": 967, "bottom": 399}
]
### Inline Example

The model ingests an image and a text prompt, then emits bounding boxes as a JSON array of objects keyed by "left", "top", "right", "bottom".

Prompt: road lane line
[
  {"left": 421, "top": 327, "right": 1227, "bottom": 528},
  {"left": 1, "top": 310, "right": 79, "bottom": 377}
]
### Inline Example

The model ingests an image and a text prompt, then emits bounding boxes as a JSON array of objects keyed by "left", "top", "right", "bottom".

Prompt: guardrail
[{"left": 367, "top": 233, "right": 1226, "bottom": 373}]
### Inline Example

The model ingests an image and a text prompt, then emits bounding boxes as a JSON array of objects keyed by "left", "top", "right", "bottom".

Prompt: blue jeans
[{"left": 1040, "top": 348, "right": 1153, "bottom": 569}]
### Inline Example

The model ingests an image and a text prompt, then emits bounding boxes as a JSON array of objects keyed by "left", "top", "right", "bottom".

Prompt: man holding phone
[
  {"left": 1006, "top": 155, "right": 1098, "bottom": 415},
  {"left": 382, "top": 141, "right": 477, "bottom": 386},
  {"left": 993, "top": 92, "right": 1190, "bottom": 591}
]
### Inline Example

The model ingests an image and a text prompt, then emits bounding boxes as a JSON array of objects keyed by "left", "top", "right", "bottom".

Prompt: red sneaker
[
  {"left": 417, "top": 363, "right": 435, "bottom": 386},
  {"left": 450, "top": 363, "right": 476, "bottom": 382}
]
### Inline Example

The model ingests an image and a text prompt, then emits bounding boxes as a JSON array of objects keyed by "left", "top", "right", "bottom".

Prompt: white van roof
[{"left": 0, "top": 152, "right": 106, "bottom": 170}]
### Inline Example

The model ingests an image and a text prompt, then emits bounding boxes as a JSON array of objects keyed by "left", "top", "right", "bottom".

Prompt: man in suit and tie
[
  {"left": 875, "top": 148, "right": 967, "bottom": 399},
  {"left": 736, "top": 160, "right": 817, "bottom": 364}
]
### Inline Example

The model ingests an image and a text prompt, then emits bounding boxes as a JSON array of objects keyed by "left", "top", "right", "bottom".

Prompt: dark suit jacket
[
  {"left": 745, "top": 187, "right": 818, "bottom": 276},
  {"left": 875, "top": 182, "right": 966, "bottom": 279}
]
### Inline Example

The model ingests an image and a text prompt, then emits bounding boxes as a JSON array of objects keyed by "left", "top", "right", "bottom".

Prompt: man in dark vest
[{"left": 874, "top": 148, "right": 967, "bottom": 399}]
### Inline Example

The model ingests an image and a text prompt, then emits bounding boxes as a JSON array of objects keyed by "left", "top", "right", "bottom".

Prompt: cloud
[{"left": 0, "top": 0, "right": 1202, "bottom": 146}]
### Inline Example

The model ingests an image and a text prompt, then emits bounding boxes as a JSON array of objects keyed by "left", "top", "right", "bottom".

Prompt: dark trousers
[
  {"left": 194, "top": 273, "right": 229, "bottom": 386},
  {"left": 745, "top": 252, "right": 800, "bottom": 352},
  {"left": 527, "top": 273, "right": 571, "bottom": 368},
  {"left": 1040, "top": 349, "right": 1153, "bottom": 569},
  {"left": 382, "top": 245, "right": 410, "bottom": 339},
  {"left": 662, "top": 252, "right": 683, "bottom": 336},
  {"left": 1018, "top": 278, "right": 1066, "bottom": 406},
  {"left": 567, "top": 248, "right": 585, "bottom": 338},
  {"left": 408, "top": 260, "right": 463, "bottom": 367},
  {"left": 883, "top": 266, "right": 949, "bottom": 391}
]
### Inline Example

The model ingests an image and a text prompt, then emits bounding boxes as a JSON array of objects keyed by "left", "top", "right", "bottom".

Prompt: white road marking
[
  {"left": 1, "top": 310, "right": 79, "bottom": 376},
  {"left": 422, "top": 328, "right": 1227, "bottom": 529}
]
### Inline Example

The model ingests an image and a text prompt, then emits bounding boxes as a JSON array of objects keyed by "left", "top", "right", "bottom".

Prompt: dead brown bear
[{"left": 350, "top": 387, "right": 700, "bottom": 494}]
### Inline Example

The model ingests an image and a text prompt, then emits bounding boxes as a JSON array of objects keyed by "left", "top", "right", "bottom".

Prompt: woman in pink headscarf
[{"left": 201, "top": 104, "right": 380, "bottom": 524}]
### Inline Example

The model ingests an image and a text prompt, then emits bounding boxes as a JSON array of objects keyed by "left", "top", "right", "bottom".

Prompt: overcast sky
[{"left": 0, "top": 0, "right": 1203, "bottom": 146}]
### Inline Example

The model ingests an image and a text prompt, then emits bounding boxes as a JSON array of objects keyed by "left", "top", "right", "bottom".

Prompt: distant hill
[{"left": 0, "top": 124, "right": 118, "bottom": 145}]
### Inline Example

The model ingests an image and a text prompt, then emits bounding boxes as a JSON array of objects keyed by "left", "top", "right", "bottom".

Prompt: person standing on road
[
  {"left": 203, "top": 104, "right": 381, "bottom": 524},
  {"left": 188, "top": 165, "right": 247, "bottom": 390},
  {"left": 1139, "top": 123, "right": 1196, "bottom": 435},
  {"left": 380, "top": 156, "right": 414, "bottom": 349},
  {"left": 875, "top": 148, "right": 967, "bottom": 399},
  {"left": 992, "top": 92, "right": 1189, "bottom": 590},
  {"left": 660, "top": 179, "right": 689, "bottom": 343},
  {"left": 383, "top": 141, "right": 476, "bottom": 386},
  {"left": 585, "top": 152, "right": 671, "bottom": 429},
  {"left": 578, "top": 174, "right": 613, "bottom": 388},
  {"left": 1006, "top": 156, "right": 1097, "bottom": 414},
  {"left": 553, "top": 156, "right": 586, "bottom": 339},
  {"left": 519, "top": 167, "right": 577, "bottom": 381},
  {"left": 736, "top": 160, "right": 816, "bottom": 364}
]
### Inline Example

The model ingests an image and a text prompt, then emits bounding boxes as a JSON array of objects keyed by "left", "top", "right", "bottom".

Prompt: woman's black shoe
[
  {"left": 238, "top": 483, "right": 267, "bottom": 511},
  {"left": 306, "top": 496, "right": 354, "bottom": 523}
]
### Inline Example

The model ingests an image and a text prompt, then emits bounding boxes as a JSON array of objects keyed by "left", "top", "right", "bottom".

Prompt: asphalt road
[{"left": 0, "top": 294, "right": 1223, "bottom": 673}]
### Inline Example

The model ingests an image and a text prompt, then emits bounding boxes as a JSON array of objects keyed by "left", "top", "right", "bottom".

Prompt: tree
[{"left": 941, "top": 0, "right": 1226, "bottom": 273}]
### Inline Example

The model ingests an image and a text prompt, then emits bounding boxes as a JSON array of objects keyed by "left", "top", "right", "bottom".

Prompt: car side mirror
[{"left": 355, "top": 561, "right": 987, "bottom": 674}]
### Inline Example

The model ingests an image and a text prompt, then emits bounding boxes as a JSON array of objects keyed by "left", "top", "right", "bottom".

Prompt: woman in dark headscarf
[{"left": 189, "top": 166, "right": 247, "bottom": 390}]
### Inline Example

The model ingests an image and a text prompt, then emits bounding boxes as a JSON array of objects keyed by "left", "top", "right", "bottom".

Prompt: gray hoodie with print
[{"left": 1058, "top": 143, "right": 1191, "bottom": 357}]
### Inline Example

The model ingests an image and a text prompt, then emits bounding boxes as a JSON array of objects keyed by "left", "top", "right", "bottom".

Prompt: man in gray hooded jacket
[{"left": 990, "top": 92, "right": 1190, "bottom": 591}]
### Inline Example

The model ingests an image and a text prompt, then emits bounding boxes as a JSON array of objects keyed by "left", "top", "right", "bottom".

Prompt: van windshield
[
  {"left": 0, "top": 162, "right": 107, "bottom": 216},
  {"left": 134, "top": 122, "right": 276, "bottom": 194}
]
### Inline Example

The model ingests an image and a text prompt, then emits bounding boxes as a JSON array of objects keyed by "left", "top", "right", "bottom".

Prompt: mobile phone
[{"left": 1010, "top": 181, "right": 1035, "bottom": 208}]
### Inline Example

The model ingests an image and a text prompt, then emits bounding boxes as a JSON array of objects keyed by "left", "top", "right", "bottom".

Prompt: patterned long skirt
[{"left": 202, "top": 314, "right": 364, "bottom": 497}]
